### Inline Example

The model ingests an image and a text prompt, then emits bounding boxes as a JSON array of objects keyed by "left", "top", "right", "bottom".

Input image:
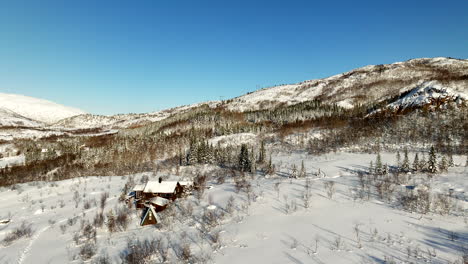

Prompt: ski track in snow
[{"left": 16, "top": 197, "right": 116, "bottom": 264}]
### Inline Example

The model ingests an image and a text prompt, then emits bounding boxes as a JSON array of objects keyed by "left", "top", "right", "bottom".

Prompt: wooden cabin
[
  {"left": 140, "top": 205, "right": 161, "bottom": 226},
  {"left": 142, "top": 179, "right": 183, "bottom": 201}
]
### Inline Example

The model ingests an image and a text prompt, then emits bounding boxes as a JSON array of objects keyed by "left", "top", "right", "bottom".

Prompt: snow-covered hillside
[
  {"left": 0, "top": 93, "right": 86, "bottom": 125},
  {"left": 0, "top": 108, "right": 44, "bottom": 128},
  {"left": 54, "top": 101, "right": 219, "bottom": 129},
  {"left": 2, "top": 57, "right": 466, "bottom": 133},
  {"left": 223, "top": 57, "right": 468, "bottom": 111}
]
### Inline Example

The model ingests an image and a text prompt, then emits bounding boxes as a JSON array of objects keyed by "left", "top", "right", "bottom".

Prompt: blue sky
[{"left": 1, "top": 0, "right": 467, "bottom": 115}]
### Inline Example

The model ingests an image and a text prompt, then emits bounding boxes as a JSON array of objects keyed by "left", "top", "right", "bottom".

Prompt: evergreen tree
[
  {"left": 266, "top": 154, "right": 276, "bottom": 175},
  {"left": 238, "top": 144, "right": 251, "bottom": 172},
  {"left": 383, "top": 163, "right": 389, "bottom": 175},
  {"left": 369, "top": 160, "right": 374, "bottom": 175},
  {"left": 299, "top": 160, "right": 306, "bottom": 178},
  {"left": 402, "top": 148, "right": 410, "bottom": 172},
  {"left": 375, "top": 153, "right": 383, "bottom": 175},
  {"left": 439, "top": 156, "right": 448, "bottom": 172},
  {"left": 419, "top": 153, "right": 427, "bottom": 171},
  {"left": 412, "top": 153, "right": 419, "bottom": 172},
  {"left": 290, "top": 164, "right": 297, "bottom": 178},
  {"left": 396, "top": 151, "right": 401, "bottom": 168},
  {"left": 428, "top": 146, "right": 437, "bottom": 173},
  {"left": 250, "top": 147, "right": 256, "bottom": 173},
  {"left": 448, "top": 152, "right": 454, "bottom": 167},
  {"left": 258, "top": 140, "right": 266, "bottom": 164}
]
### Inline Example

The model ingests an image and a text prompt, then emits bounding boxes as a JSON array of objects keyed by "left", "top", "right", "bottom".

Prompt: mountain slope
[
  {"left": 0, "top": 93, "right": 86, "bottom": 125},
  {"left": 0, "top": 108, "right": 44, "bottom": 127},
  {"left": 223, "top": 57, "right": 468, "bottom": 111}
]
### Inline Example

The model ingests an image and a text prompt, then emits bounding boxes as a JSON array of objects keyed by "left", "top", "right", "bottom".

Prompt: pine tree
[
  {"left": 412, "top": 153, "right": 419, "bottom": 172},
  {"left": 258, "top": 140, "right": 266, "bottom": 164},
  {"left": 290, "top": 164, "right": 297, "bottom": 178},
  {"left": 402, "top": 148, "right": 410, "bottom": 173},
  {"left": 375, "top": 153, "right": 383, "bottom": 175},
  {"left": 383, "top": 163, "right": 389, "bottom": 175},
  {"left": 369, "top": 160, "right": 374, "bottom": 175},
  {"left": 299, "top": 160, "right": 306, "bottom": 178},
  {"left": 250, "top": 147, "right": 256, "bottom": 173},
  {"left": 238, "top": 144, "right": 251, "bottom": 172},
  {"left": 439, "top": 156, "right": 448, "bottom": 172},
  {"left": 428, "top": 146, "right": 437, "bottom": 173},
  {"left": 448, "top": 152, "right": 454, "bottom": 167},
  {"left": 419, "top": 153, "right": 427, "bottom": 171},
  {"left": 396, "top": 151, "right": 401, "bottom": 168}
]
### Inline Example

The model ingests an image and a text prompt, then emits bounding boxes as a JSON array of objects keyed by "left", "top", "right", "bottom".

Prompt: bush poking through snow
[
  {"left": 324, "top": 181, "right": 336, "bottom": 199},
  {"left": 79, "top": 241, "right": 97, "bottom": 261},
  {"left": 100, "top": 192, "right": 109, "bottom": 211},
  {"left": 119, "top": 238, "right": 160, "bottom": 264},
  {"left": 2, "top": 221, "right": 34, "bottom": 245}
]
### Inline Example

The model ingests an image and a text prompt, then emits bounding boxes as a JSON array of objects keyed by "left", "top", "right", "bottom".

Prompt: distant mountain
[
  {"left": 2, "top": 57, "right": 467, "bottom": 133},
  {"left": 0, "top": 108, "right": 44, "bottom": 127},
  {"left": 223, "top": 57, "right": 467, "bottom": 111},
  {"left": 0, "top": 93, "right": 86, "bottom": 125}
]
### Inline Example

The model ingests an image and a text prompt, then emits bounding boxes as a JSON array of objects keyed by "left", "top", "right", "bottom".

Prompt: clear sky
[{"left": 1, "top": 0, "right": 467, "bottom": 115}]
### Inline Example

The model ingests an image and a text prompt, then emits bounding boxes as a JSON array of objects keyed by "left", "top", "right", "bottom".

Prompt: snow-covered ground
[
  {"left": 0, "top": 152, "right": 466, "bottom": 263},
  {"left": 208, "top": 133, "right": 258, "bottom": 148},
  {"left": 0, "top": 155, "right": 25, "bottom": 168}
]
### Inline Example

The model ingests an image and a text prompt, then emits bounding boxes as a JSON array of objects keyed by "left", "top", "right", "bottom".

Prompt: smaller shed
[
  {"left": 132, "top": 184, "right": 146, "bottom": 199},
  {"left": 148, "top": 197, "right": 170, "bottom": 212},
  {"left": 140, "top": 205, "right": 161, "bottom": 226}
]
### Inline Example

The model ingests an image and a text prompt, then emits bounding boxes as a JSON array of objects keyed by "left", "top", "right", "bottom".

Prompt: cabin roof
[
  {"left": 148, "top": 196, "right": 170, "bottom": 206},
  {"left": 178, "top": 181, "right": 193, "bottom": 186},
  {"left": 143, "top": 181, "right": 178, "bottom": 194},
  {"left": 133, "top": 184, "right": 145, "bottom": 192},
  {"left": 140, "top": 205, "right": 161, "bottom": 226}
]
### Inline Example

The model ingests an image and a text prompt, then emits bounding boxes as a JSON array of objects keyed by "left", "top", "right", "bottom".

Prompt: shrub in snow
[
  {"left": 2, "top": 221, "right": 34, "bottom": 245},
  {"left": 119, "top": 238, "right": 160, "bottom": 264},
  {"left": 324, "top": 181, "right": 336, "bottom": 199},
  {"left": 79, "top": 241, "right": 97, "bottom": 261},
  {"left": 100, "top": 192, "right": 109, "bottom": 211}
]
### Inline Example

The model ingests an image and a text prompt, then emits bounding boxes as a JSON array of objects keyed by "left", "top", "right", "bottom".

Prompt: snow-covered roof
[
  {"left": 132, "top": 184, "right": 145, "bottom": 192},
  {"left": 148, "top": 197, "right": 169, "bottom": 206},
  {"left": 143, "top": 181, "right": 178, "bottom": 194},
  {"left": 178, "top": 181, "right": 193, "bottom": 186}
]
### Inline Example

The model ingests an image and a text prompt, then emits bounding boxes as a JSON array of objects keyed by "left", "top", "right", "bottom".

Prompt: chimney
[{"left": 158, "top": 177, "right": 162, "bottom": 183}]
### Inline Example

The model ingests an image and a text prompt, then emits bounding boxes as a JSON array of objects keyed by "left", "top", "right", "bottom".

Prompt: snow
[
  {"left": 132, "top": 184, "right": 145, "bottom": 192},
  {"left": 0, "top": 152, "right": 466, "bottom": 263},
  {"left": 387, "top": 81, "right": 467, "bottom": 110},
  {"left": 208, "top": 133, "right": 258, "bottom": 147},
  {"left": 143, "top": 181, "right": 178, "bottom": 194},
  {"left": 0, "top": 108, "right": 44, "bottom": 128},
  {"left": 222, "top": 57, "right": 468, "bottom": 112},
  {"left": 0, "top": 154, "right": 25, "bottom": 168},
  {"left": 0, "top": 93, "right": 86, "bottom": 124},
  {"left": 148, "top": 197, "right": 169, "bottom": 206}
]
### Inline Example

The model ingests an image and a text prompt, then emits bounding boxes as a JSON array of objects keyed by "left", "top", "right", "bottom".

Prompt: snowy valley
[{"left": 0, "top": 57, "right": 467, "bottom": 264}]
